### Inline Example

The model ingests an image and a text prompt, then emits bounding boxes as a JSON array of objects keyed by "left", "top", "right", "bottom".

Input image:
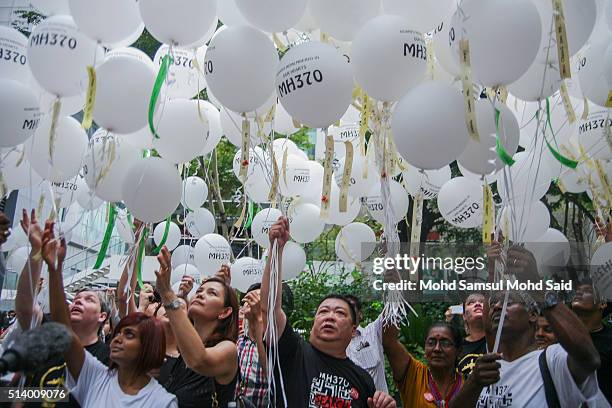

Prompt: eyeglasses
[{"left": 425, "top": 338, "right": 455, "bottom": 349}]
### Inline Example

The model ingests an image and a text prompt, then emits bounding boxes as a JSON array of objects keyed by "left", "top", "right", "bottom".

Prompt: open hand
[
  {"left": 154, "top": 246, "right": 174, "bottom": 303},
  {"left": 41, "top": 220, "right": 66, "bottom": 271},
  {"left": 177, "top": 275, "right": 194, "bottom": 299},
  {"left": 20, "top": 209, "right": 43, "bottom": 252},
  {"left": 243, "top": 290, "right": 262, "bottom": 323},
  {"left": 215, "top": 264, "right": 231, "bottom": 286}
]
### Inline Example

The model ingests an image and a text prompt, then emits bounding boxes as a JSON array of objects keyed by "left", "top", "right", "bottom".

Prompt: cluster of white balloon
[{"left": 1, "top": 0, "right": 610, "bottom": 288}]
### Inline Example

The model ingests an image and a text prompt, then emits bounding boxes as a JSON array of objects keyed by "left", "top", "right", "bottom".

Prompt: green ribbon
[
  {"left": 136, "top": 226, "right": 149, "bottom": 290},
  {"left": 495, "top": 108, "right": 516, "bottom": 166},
  {"left": 544, "top": 98, "right": 578, "bottom": 169},
  {"left": 244, "top": 201, "right": 254, "bottom": 229},
  {"left": 148, "top": 54, "right": 172, "bottom": 139},
  {"left": 151, "top": 216, "right": 171, "bottom": 255},
  {"left": 93, "top": 204, "right": 117, "bottom": 269}
]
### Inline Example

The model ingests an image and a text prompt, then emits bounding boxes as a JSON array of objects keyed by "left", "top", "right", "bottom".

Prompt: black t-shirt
[
  {"left": 272, "top": 322, "right": 376, "bottom": 407},
  {"left": 457, "top": 336, "right": 487, "bottom": 377},
  {"left": 158, "top": 355, "right": 237, "bottom": 408},
  {"left": 591, "top": 325, "right": 612, "bottom": 403}
]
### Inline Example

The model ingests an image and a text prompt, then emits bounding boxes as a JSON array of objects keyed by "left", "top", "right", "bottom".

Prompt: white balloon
[
  {"left": 121, "top": 157, "right": 182, "bottom": 223},
  {"left": 529, "top": 228, "right": 570, "bottom": 268},
  {"left": 26, "top": 116, "right": 88, "bottom": 182},
  {"left": 205, "top": 26, "right": 278, "bottom": 113},
  {"left": 232, "top": 146, "right": 267, "bottom": 182},
  {"left": 324, "top": 183, "right": 361, "bottom": 226},
  {"left": 276, "top": 41, "right": 353, "bottom": 128},
  {"left": 83, "top": 131, "right": 141, "bottom": 202},
  {"left": 383, "top": 0, "right": 455, "bottom": 33},
  {"left": 153, "top": 221, "right": 181, "bottom": 251},
  {"left": 364, "top": 180, "right": 409, "bottom": 225},
  {"left": 218, "top": 0, "right": 249, "bottom": 27},
  {"left": 288, "top": 203, "right": 325, "bottom": 243},
  {"left": 402, "top": 166, "right": 451, "bottom": 200},
  {"left": 278, "top": 241, "right": 306, "bottom": 280},
  {"left": 7, "top": 246, "right": 30, "bottom": 274},
  {"left": 351, "top": 15, "right": 426, "bottom": 101},
  {"left": 392, "top": 81, "right": 469, "bottom": 170},
  {"left": 590, "top": 242, "right": 612, "bottom": 302},
  {"left": 231, "top": 257, "right": 264, "bottom": 292},
  {"left": 252, "top": 208, "right": 282, "bottom": 248},
  {"left": 576, "top": 108, "right": 611, "bottom": 160},
  {"left": 94, "top": 55, "right": 156, "bottom": 134},
  {"left": 181, "top": 177, "right": 208, "bottom": 210},
  {"left": 153, "top": 44, "right": 207, "bottom": 99},
  {"left": 49, "top": 178, "right": 81, "bottom": 208},
  {"left": 333, "top": 154, "right": 378, "bottom": 199},
  {"left": 500, "top": 201, "right": 550, "bottom": 242},
  {"left": 579, "top": 35, "right": 612, "bottom": 107},
  {"left": 36, "top": 86, "right": 85, "bottom": 117},
  {"left": 199, "top": 101, "right": 223, "bottom": 156},
  {"left": 75, "top": 176, "right": 103, "bottom": 210},
  {"left": 153, "top": 100, "right": 209, "bottom": 164},
  {"left": 138, "top": 0, "right": 217, "bottom": 46},
  {"left": 604, "top": 44, "right": 612, "bottom": 88},
  {"left": 27, "top": 15, "right": 102, "bottom": 97},
  {"left": 0, "top": 146, "right": 43, "bottom": 190},
  {"left": 0, "top": 27, "right": 29, "bottom": 84},
  {"left": 183, "top": 17, "right": 219, "bottom": 49},
  {"left": 185, "top": 208, "right": 215, "bottom": 238},
  {"left": 437, "top": 177, "right": 484, "bottom": 229},
  {"left": 68, "top": 0, "right": 142, "bottom": 45},
  {"left": 496, "top": 151, "right": 554, "bottom": 206},
  {"left": 340, "top": 105, "right": 361, "bottom": 126},
  {"left": 432, "top": 20, "right": 460, "bottom": 78},
  {"left": 105, "top": 46, "right": 157, "bottom": 71},
  {"left": 449, "top": 0, "right": 541, "bottom": 86},
  {"left": 194, "top": 233, "right": 232, "bottom": 276},
  {"left": 236, "top": 0, "right": 308, "bottom": 33},
  {"left": 458, "top": 100, "right": 520, "bottom": 174},
  {"left": 105, "top": 24, "right": 145, "bottom": 49},
  {"left": 558, "top": 167, "right": 588, "bottom": 194},
  {"left": 172, "top": 245, "right": 196, "bottom": 268},
  {"left": 0, "top": 79, "right": 41, "bottom": 148},
  {"left": 31, "top": 0, "right": 70, "bottom": 15},
  {"left": 3, "top": 226, "right": 29, "bottom": 253},
  {"left": 335, "top": 222, "right": 376, "bottom": 263},
  {"left": 171, "top": 263, "right": 199, "bottom": 285},
  {"left": 309, "top": 0, "right": 381, "bottom": 41},
  {"left": 275, "top": 102, "right": 299, "bottom": 135}
]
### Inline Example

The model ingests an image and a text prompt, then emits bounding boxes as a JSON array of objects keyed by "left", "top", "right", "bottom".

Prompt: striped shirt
[
  {"left": 235, "top": 334, "right": 268, "bottom": 407},
  {"left": 346, "top": 315, "right": 389, "bottom": 393}
]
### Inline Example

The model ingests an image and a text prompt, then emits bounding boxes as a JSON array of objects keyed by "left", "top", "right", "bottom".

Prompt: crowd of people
[{"left": 0, "top": 210, "right": 610, "bottom": 407}]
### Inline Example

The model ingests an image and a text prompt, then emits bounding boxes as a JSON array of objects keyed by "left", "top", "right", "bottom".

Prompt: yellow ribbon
[
  {"left": 459, "top": 39, "right": 480, "bottom": 142},
  {"left": 82, "top": 66, "right": 96, "bottom": 129}
]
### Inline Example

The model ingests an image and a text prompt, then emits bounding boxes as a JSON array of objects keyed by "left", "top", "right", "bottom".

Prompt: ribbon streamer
[
  {"left": 482, "top": 183, "right": 494, "bottom": 244},
  {"left": 544, "top": 98, "right": 578, "bottom": 168},
  {"left": 559, "top": 82, "right": 576, "bottom": 124},
  {"left": 459, "top": 39, "right": 480, "bottom": 142},
  {"left": 320, "top": 129, "right": 334, "bottom": 218},
  {"left": 136, "top": 226, "right": 148, "bottom": 289},
  {"left": 239, "top": 117, "right": 251, "bottom": 182},
  {"left": 82, "top": 66, "right": 96, "bottom": 129},
  {"left": 495, "top": 109, "right": 516, "bottom": 166},
  {"left": 410, "top": 192, "right": 424, "bottom": 259},
  {"left": 93, "top": 203, "right": 117, "bottom": 270},
  {"left": 148, "top": 54, "right": 172, "bottom": 139},
  {"left": 552, "top": 0, "right": 571, "bottom": 79},
  {"left": 339, "top": 141, "right": 354, "bottom": 213},
  {"left": 151, "top": 216, "right": 171, "bottom": 255}
]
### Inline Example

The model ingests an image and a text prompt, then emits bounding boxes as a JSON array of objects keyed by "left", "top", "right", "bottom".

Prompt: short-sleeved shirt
[
  {"left": 476, "top": 344, "right": 599, "bottom": 407},
  {"left": 346, "top": 315, "right": 389, "bottom": 393},
  {"left": 592, "top": 325, "right": 612, "bottom": 402},
  {"left": 396, "top": 355, "right": 462, "bottom": 408},
  {"left": 458, "top": 337, "right": 487, "bottom": 377},
  {"left": 272, "top": 322, "right": 376, "bottom": 407},
  {"left": 67, "top": 351, "right": 177, "bottom": 408}
]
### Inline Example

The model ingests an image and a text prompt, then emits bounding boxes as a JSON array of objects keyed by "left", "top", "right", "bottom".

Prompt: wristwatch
[
  {"left": 542, "top": 291, "right": 560, "bottom": 310},
  {"left": 164, "top": 298, "right": 184, "bottom": 311}
]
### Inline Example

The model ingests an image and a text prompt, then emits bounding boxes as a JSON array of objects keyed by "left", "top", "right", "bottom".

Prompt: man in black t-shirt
[
  {"left": 457, "top": 293, "right": 487, "bottom": 377},
  {"left": 261, "top": 217, "right": 396, "bottom": 408},
  {"left": 571, "top": 281, "right": 612, "bottom": 403}
]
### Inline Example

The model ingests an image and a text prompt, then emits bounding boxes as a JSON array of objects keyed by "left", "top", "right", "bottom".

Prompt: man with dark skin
[{"left": 450, "top": 246, "right": 602, "bottom": 407}]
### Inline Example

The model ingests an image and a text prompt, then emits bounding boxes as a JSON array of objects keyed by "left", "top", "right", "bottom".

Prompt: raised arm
[
  {"left": 243, "top": 290, "right": 267, "bottom": 374},
  {"left": 155, "top": 247, "right": 237, "bottom": 382},
  {"left": 381, "top": 323, "right": 412, "bottom": 383},
  {"left": 15, "top": 209, "right": 44, "bottom": 331},
  {"left": 116, "top": 221, "right": 143, "bottom": 318},
  {"left": 42, "top": 220, "right": 85, "bottom": 381},
  {"left": 509, "top": 247, "right": 600, "bottom": 385},
  {"left": 260, "top": 217, "right": 289, "bottom": 341}
]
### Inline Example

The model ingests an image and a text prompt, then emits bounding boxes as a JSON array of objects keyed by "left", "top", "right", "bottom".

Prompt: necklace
[{"left": 427, "top": 370, "right": 463, "bottom": 408}]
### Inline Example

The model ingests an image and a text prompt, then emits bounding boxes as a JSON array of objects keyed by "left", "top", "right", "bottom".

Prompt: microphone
[{"left": 0, "top": 322, "right": 72, "bottom": 375}]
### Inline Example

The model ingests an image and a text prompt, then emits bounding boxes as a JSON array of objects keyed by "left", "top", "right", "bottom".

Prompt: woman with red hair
[{"left": 41, "top": 220, "right": 177, "bottom": 408}]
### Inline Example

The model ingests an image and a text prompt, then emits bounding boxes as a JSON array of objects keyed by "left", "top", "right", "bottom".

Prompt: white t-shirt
[
  {"left": 66, "top": 351, "right": 178, "bottom": 408},
  {"left": 476, "top": 344, "right": 599, "bottom": 407}
]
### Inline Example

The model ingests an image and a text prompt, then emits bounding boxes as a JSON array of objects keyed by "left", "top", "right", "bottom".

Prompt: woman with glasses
[{"left": 383, "top": 321, "right": 464, "bottom": 408}]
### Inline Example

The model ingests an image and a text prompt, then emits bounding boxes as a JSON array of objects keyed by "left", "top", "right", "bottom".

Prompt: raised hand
[
  {"left": 468, "top": 353, "right": 502, "bottom": 387},
  {"left": 243, "top": 290, "right": 262, "bottom": 323},
  {"left": 20, "top": 209, "right": 43, "bottom": 252},
  {"left": 154, "top": 246, "right": 174, "bottom": 303},
  {"left": 268, "top": 216, "right": 289, "bottom": 249},
  {"left": 41, "top": 220, "right": 66, "bottom": 272},
  {"left": 215, "top": 264, "right": 231, "bottom": 286},
  {"left": 177, "top": 275, "right": 194, "bottom": 300}
]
